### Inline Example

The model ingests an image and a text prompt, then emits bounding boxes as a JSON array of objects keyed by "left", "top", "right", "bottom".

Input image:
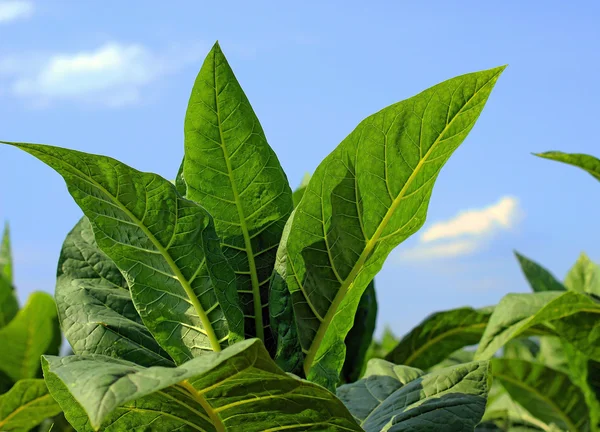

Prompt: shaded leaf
[
  {"left": 502, "top": 338, "right": 539, "bottom": 362},
  {"left": 1, "top": 142, "right": 244, "bottom": 363},
  {"left": 183, "top": 42, "right": 293, "bottom": 345},
  {"left": 537, "top": 336, "right": 569, "bottom": 373},
  {"left": 0, "top": 379, "right": 62, "bottom": 432},
  {"left": 534, "top": 151, "right": 600, "bottom": 182},
  {"left": 279, "top": 66, "right": 505, "bottom": 389},
  {"left": 514, "top": 251, "right": 565, "bottom": 292},
  {"left": 0, "top": 276, "right": 18, "bottom": 329},
  {"left": 428, "top": 349, "right": 475, "bottom": 372},
  {"left": 56, "top": 216, "right": 174, "bottom": 367}
]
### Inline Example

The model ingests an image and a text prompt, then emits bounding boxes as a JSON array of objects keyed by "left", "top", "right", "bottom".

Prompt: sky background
[{"left": 1, "top": 0, "right": 599, "bottom": 339}]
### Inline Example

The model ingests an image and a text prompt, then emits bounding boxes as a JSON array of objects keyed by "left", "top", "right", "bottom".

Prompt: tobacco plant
[{"left": 0, "top": 42, "right": 505, "bottom": 431}]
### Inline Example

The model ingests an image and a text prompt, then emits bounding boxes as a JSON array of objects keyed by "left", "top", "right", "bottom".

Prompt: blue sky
[{"left": 1, "top": 0, "right": 599, "bottom": 339}]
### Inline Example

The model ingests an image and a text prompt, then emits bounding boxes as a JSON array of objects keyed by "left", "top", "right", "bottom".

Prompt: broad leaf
[
  {"left": 492, "top": 358, "right": 589, "bottom": 431},
  {"left": 385, "top": 306, "right": 492, "bottom": 370},
  {"left": 0, "top": 292, "right": 60, "bottom": 382},
  {"left": 277, "top": 66, "right": 505, "bottom": 388},
  {"left": 56, "top": 216, "right": 174, "bottom": 367},
  {"left": 537, "top": 336, "right": 569, "bottom": 373},
  {"left": 428, "top": 349, "right": 475, "bottom": 371},
  {"left": 292, "top": 172, "right": 311, "bottom": 208},
  {"left": 502, "top": 338, "right": 539, "bottom": 362},
  {"left": 0, "top": 379, "right": 62, "bottom": 431},
  {"left": 0, "top": 221, "right": 13, "bottom": 283},
  {"left": 565, "top": 252, "right": 600, "bottom": 296},
  {"left": 2, "top": 142, "right": 244, "bottom": 363},
  {"left": 337, "top": 358, "right": 491, "bottom": 431},
  {"left": 341, "top": 280, "right": 377, "bottom": 383},
  {"left": 183, "top": 42, "right": 293, "bottom": 345},
  {"left": 535, "top": 151, "right": 600, "bottom": 182},
  {"left": 514, "top": 251, "right": 566, "bottom": 292},
  {"left": 475, "top": 291, "right": 600, "bottom": 361},
  {"left": 42, "top": 338, "right": 361, "bottom": 432}
]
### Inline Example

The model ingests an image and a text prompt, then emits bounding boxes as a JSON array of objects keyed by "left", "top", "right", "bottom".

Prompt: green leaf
[
  {"left": 502, "top": 338, "right": 539, "bottom": 362},
  {"left": 341, "top": 280, "right": 377, "bottom": 383},
  {"left": 292, "top": 172, "right": 311, "bottom": 208},
  {"left": 56, "top": 216, "right": 174, "bottom": 367},
  {"left": 475, "top": 291, "right": 600, "bottom": 361},
  {"left": 514, "top": 251, "right": 566, "bottom": 292},
  {"left": 0, "top": 379, "right": 62, "bottom": 432},
  {"left": 337, "top": 358, "right": 491, "bottom": 431},
  {"left": 0, "top": 221, "right": 13, "bottom": 284},
  {"left": 385, "top": 306, "right": 492, "bottom": 370},
  {"left": 491, "top": 358, "right": 589, "bottom": 431},
  {"left": 537, "top": 336, "right": 569, "bottom": 373},
  {"left": 0, "top": 292, "right": 60, "bottom": 382},
  {"left": 565, "top": 252, "right": 600, "bottom": 296},
  {"left": 278, "top": 65, "right": 505, "bottom": 388},
  {"left": 1, "top": 142, "right": 244, "bottom": 364},
  {"left": 183, "top": 42, "right": 293, "bottom": 345},
  {"left": 0, "top": 276, "right": 18, "bottom": 329},
  {"left": 427, "top": 348, "right": 475, "bottom": 372},
  {"left": 42, "top": 338, "right": 361, "bottom": 432},
  {"left": 534, "top": 151, "right": 600, "bottom": 182}
]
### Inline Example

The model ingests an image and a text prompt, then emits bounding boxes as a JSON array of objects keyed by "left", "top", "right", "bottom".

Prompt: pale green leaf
[
  {"left": 502, "top": 338, "right": 539, "bottom": 362},
  {"left": 292, "top": 172, "right": 312, "bottom": 208},
  {"left": 514, "top": 251, "right": 566, "bottom": 292},
  {"left": 534, "top": 151, "right": 600, "bottom": 182},
  {"left": 0, "top": 221, "right": 13, "bottom": 284},
  {"left": 183, "top": 42, "right": 293, "bottom": 345},
  {"left": 43, "top": 338, "right": 361, "bottom": 432},
  {"left": 537, "top": 336, "right": 569, "bottom": 373},
  {"left": 1, "top": 142, "right": 244, "bottom": 363},
  {"left": 277, "top": 66, "right": 505, "bottom": 388},
  {"left": 0, "top": 292, "right": 60, "bottom": 382},
  {"left": 564, "top": 252, "right": 600, "bottom": 296},
  {"left": 56, "top": 216, "right": 174, "bottom": 367},
  {"left": 0, "top": 379, "right": 62, "bottom": 432}
]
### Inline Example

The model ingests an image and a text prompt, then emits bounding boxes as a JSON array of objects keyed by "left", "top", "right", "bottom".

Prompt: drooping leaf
[
  {"left": 0, "top": 221, "right": 13, "bottom": 284},
  {"left": 534, "top": 151, "right": 600, "bottom": 182},
  {"left": 276, "top": 66, "right": 505, "bottom": 389},
  {"left": 502, "top": 338, "right": 539, "bottom": 362},
  {"left": 0, "top": 276, "right": 18, "bottom": 329},
  {"left": 514, "top": 251, "right": 566, "bottom": 292},
  {"left": 0, "top": 292, "right": 60, "bottom": 382},
  {"left": 385, "top": 306, "right": 492, "bottom": 370},
  {"left": 42, "top": 338, "right": 361, "bottom": 432},
  {"left": 0, "top": 379, "right": 62, "bottom": 432},
  {"left": 183, "top": 42, "right": 293, "bottom": 346},
  {"left": 341, "top": 280, "right": 377, "bottom": 383},
  {"left": 1, "top": 142, "right": 244, "bottom": 363},
  {"left": 475, "top": 291, "right": 600, "bottom": 361},
  {"left": 564, "top": 252, "right": 600, "bottom": 296},
  {"left": 492, "top": 358, "right": 589, "bottom": 431},
  {"left": 56, "top": 216, "right": 174, "bottom": 367},
  {"left": 292, "top": 172, "right": 312, "bottom": 208},
  {"left": 337, "top": 358, "right": 491, "bottom": 431}
]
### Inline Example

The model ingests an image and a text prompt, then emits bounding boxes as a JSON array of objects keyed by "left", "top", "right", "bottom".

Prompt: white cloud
[
  {"left": 0, "top": 1, "right": 33, "bottom": 23},
  {"left": 397, "top": 240, "right": 480, "bottom": 262},
  {"left": 3, "top": 41, "right": 207, "bottom": 107}
]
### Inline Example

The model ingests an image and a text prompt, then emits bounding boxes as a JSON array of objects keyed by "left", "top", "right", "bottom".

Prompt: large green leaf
[
  {"left": 0, "top": 292, "right": 60, "bottom": 382},
  {"left": 292, "top": 172, "right": 311, "bottom": 208},
  {"left": 0, "top": 223, "right": 18, "bottom": 328},
  {"left": 564, "top": 252, "right": 600, "bottom": 296},
  {"left": 475, "top": 291, "right": 600, "bottom": 361},
  {"left": 534, "top": 151, "right": 600, "bottom": 182},
  {"left": 276, "top": 66, "right": 505, "bottom": 388},
  {"left": 42, "top": 338, "right": 361, "bottom": 432},
  {"left": 183, "top": 42, "right": 293, "bottom": 345},
  {"left": 514, "top": 251, "right": 566, "bottom": 292},
  {"left": 341, "top": 280, "right": 377, "bottom": 383},
  {"left": 0, "top": 221, "right": 13, "bottom": 283},
  {"left": 337, "top": 358, "right": 491, "bottom": 431},
  {"left": 0, "top": 379, "right": 62, "bottom": 431},
  {"left": 385, "top": 306, "right": 492, "bottom": 370},
  {"left": 56, "top": 216, "right": 174, "bottom": 367},
  {"left": 491, "top": 358, "right": 589, "bottom": 431},
  {"left": 1, "top": 142, "right": 244, "bottom": 363}
]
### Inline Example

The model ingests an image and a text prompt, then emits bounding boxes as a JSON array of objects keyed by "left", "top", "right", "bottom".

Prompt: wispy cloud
[
  {"left": 0, "top": 0, "right": 33, "bottom": 23},
  {"left": 397, "top": 196, "right": 521, "bottom": 262},
  {"left": 2, "top": 41, "right": 208, "bottom": 107}
]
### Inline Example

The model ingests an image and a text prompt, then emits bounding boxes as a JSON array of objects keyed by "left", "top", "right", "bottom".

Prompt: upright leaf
[
  {"left": 292, "top": 172, "right": 312, "bottom": 207},
  {"left": 56, "top": 216, "right": 174, "bottom": 367},
  {"left": 0, "top": 221, "right": 13, "bottom": 283},
  {"left": 183, "top": 42, "right": 293, "bottom": 345},
  {"left": 535, "top": 151, "right": 600, "bottom": 182},
  {"left": 277, "top": 66, "right": 505, "bottom": 388},
  {"left": 492, "top": 358, "right": 589, "bottom": 431},
  {"left": 337, "top": 358, "right": 491, "bottom": 431},
  {"left": 0, "top": 292, "right": 60, "bottom": 382},
  {"left": 385, "top": 306, "right": 492, "bottom": 370},
  {"left": 0, "top": 276, "right": 18, "bottom": 329},
  {"left": 565, "top": 252, "right": 600, "bottom": 296},
  {"left": 43, "top": 339, "right": 361, "bottom": 432},
  {"left": 514, "top": 251, "right": 566, "bottom": 292},
  {"left": 2, "top": 142, "right": 244, "bottom": 363},
  {"left": 0, "top": 379, "right": 62, "bottom": 432}
]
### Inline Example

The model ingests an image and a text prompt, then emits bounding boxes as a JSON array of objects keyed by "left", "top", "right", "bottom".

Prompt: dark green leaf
[
  {"left": 0, "top": 276, "right": 18, "bottom": 329},
  {"left": 534, "top": 151, "right": 600, "bottom": 182},
  {"left": 277, "top": 66, "right": 505, "bottom": 389},
  {"left": 514, "top": 251, "right": 566, "bottom": 292},
  {"left": 183, "top": 42, "right": 293, "bottom": 345},
  {"left": 1, "top": 142, "right": 244, "bottom": 363},
  {"left": 0, "top": 379, "right": 62, "bottom": 432},
  {"left": 43, "top": 338, "right": 360, "bottom": 432},
  {"left": 385, "top": 306, "right": 492, "bottom": 370},
  {"left": 56, "top": 216, "right": 173, "bottom": 367}
]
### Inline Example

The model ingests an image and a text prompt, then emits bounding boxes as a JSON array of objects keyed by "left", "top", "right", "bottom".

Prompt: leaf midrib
[
  {"left": 303, "top": 72, "right": 501, "bottom": 373},
  {"left": 212, "top": 51, "right": 264, "bottom": 342},
  {"left": 180, "top": 380, "right": 225, "bottom": 432}
]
